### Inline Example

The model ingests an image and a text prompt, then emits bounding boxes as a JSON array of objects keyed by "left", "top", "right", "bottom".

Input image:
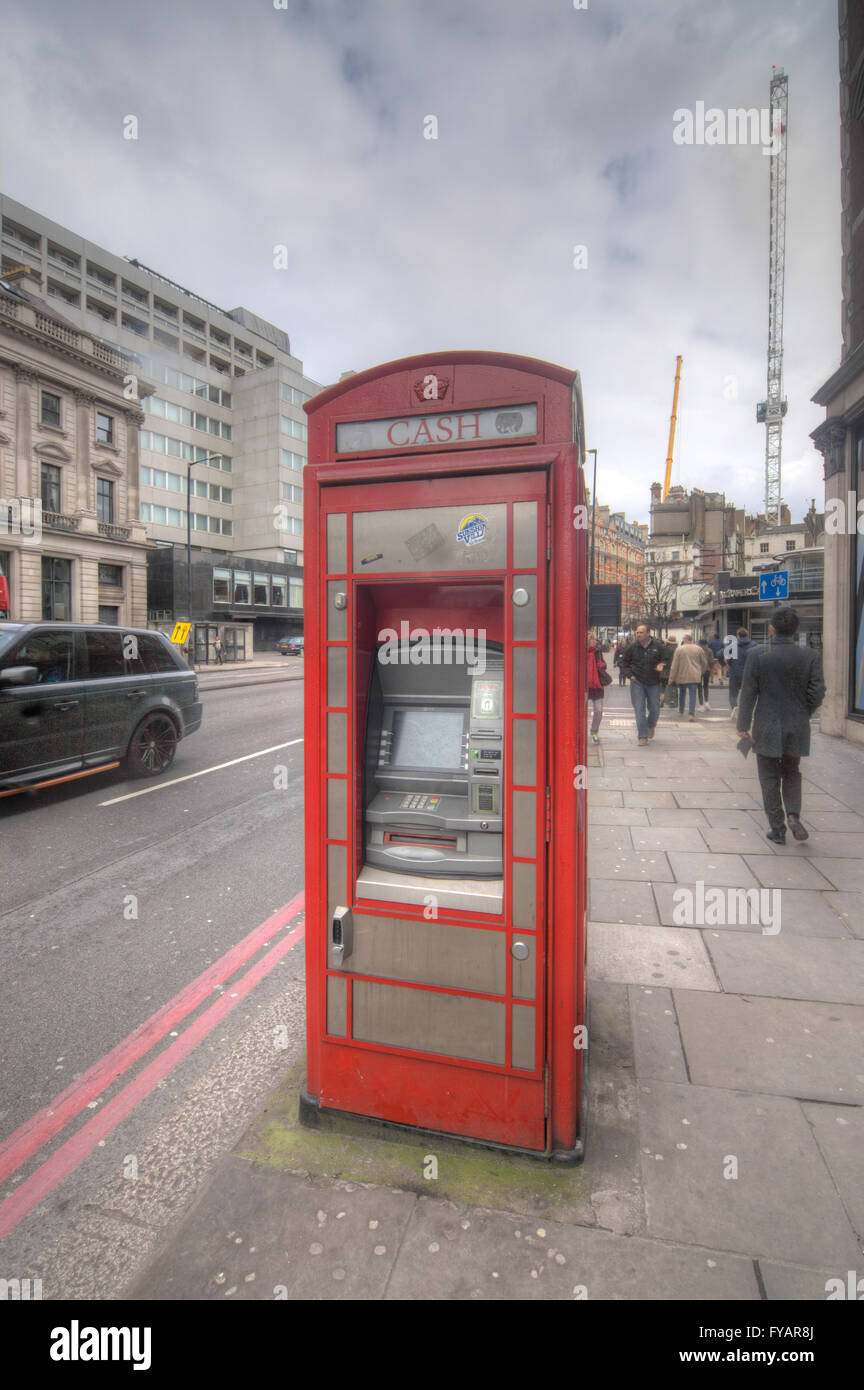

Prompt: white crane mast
[{"left": 756, "top": 67, "right": 788, "bottom": 525}]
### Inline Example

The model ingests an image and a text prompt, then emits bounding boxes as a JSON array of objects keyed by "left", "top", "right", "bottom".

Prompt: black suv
[{"left": 0, "top": 623, "right": 203, "bottom": 793}]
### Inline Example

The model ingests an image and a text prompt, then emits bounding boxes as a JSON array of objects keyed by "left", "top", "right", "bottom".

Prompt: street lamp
[
  {"left": 587, "top": 448, "right": 598, "bottom": 586},
  {"left": 186, "top": 452, "right": 222, "bottom": 662}
]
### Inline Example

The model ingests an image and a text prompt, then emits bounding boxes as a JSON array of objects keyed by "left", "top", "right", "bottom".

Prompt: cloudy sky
[{"left": 0, "top": 0, "right": 842, "bottom": 526}]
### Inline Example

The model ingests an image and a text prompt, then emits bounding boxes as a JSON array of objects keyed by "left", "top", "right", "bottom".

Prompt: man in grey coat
[{"left": 736, "top": 608, "right": 826, "bottom": 845}]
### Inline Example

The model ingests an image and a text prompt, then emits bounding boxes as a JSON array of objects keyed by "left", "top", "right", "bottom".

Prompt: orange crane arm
[{"left": 662, "top": 355, "right": 683, "bottom": 501}]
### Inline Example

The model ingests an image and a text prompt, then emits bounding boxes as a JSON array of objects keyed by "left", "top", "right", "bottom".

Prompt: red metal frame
[{"left": 303, "top": 352, "right": 587, "bottom": 1155}]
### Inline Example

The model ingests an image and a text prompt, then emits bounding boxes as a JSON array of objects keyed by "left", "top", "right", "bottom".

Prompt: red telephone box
[{"left": 302, "top": 351, "right": 588, "bottom": 1157}]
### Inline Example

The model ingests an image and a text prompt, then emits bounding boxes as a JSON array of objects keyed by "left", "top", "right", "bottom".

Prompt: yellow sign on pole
[{"left": 171, "top": 622, "right": 191, "bottom": 645}]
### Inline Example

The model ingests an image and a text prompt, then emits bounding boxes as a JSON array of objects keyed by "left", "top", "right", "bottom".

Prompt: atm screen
[{"left": 390, "top": 708, "right": 465, "bottom": 770}]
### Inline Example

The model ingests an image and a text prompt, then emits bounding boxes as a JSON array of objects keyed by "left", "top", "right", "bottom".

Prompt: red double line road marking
[
  {"left": 0, "top": 914, "right": 306, "bottom": 1242},
  {"left": 0, "top": 890, "right": 306, "bottom": 1189}
]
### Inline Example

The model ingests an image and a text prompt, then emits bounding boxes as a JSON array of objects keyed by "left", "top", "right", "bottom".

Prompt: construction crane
[
  {"left": 661, "top": 354, "right": 683, "bottom": 501},
  {"left": 756, "top": 67, "right": 788, "bottom": 525}
]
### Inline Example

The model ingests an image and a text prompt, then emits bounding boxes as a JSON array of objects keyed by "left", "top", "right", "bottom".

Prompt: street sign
[
  {"left": 759, "top": 571, "right": 788, "bottom": 601},
  {"left": 171, "top": 621, "right": 191, "bottom": 644}
]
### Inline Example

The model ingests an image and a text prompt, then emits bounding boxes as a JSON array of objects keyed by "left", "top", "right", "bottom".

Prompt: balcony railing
[
  {"left": 43, "top": 511, "right": 80, "bottom": 532},
  {"left": 98, "top": 521, "right": 132, "bottom": 539}
]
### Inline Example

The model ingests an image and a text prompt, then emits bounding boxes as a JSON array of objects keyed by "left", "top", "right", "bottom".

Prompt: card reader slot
[{"left": 384, "top": 830, "right": 459, "bottom": 849}]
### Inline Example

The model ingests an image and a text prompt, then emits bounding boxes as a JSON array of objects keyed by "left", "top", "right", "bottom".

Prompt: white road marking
[{"left": 99, "top": 740, "right": 303, "bottom": 805}]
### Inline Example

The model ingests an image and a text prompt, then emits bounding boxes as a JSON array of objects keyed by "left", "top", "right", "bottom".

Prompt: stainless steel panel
[
  {"left": 512, "top": 647, "right": 537, "bottom": 714},
  {"left": 356, "top": 865, "right": 503, "bottom": 915},
  {"left": 512, "top": 718, "right": 536, "bottom": 786},
  {"left": 327, "top": 712, "right": 347, "bottom": 773},
  {"left": 327, "top": 844, "right": 347, "bottom": 921},
  {"left": 326, "top": 975, "right": 347, "bottom": 1036},
  {"left": 511, "top": 575, "right": 537, "bottom": 640},
  {"left": 344, "top": 913, "right": 505, "bottom": 993},
  {"left": 353, "top": 981, "right": 506, "bottom": 1064},
  {"left": 327, "top": 513, "right": 347, "bottom": 573},
  {"left": 353, "top": 504, "right": 507, "bottom": 573},
  {"left": 327, "top": 581, "right": 348, "bottom": 639},
  {"left": 512, "top": 790, "right": 536, "bottom": 858},
  {"left": 511, "top": 862, "right": 537, "bottom": 929},
  {"left": 512, "top": 1004, "right": 536, "bottom": 1070},
  {"left": 512, "top": 501, "right": 538, "bottom": 568},
  {"left": 327, "top": 646, "right": 347, "bottom": 706},
  {"left": 511, "top": 936, "right": 536, "bottom": 1000},
  {"left": 327, "top": 778, "right": 347, "bottom": 839}
]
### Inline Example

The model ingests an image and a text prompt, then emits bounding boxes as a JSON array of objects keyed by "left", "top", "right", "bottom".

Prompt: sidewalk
[{"left": 127, "top": 687, "right": 864, "bottom": 1301}]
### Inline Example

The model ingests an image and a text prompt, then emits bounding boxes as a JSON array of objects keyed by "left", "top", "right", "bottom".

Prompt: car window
[
  {"left": 138, "top": 633, "right": 180, "bottom": 674},
  {"left": 85, "top": 629, "right": 131, "bottom": 678},
  {"left": 2, "top": 630, "right": 75, "bottom": 683},
  {"left": 0, "top": 626, "right": 25, "bottom": 659}
]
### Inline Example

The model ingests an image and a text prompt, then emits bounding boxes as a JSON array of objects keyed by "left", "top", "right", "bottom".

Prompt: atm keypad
[{"left": 399, "top": 793, "right": 441, "bottom": 811}]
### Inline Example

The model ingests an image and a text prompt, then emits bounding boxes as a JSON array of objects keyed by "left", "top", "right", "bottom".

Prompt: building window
[
  {"left": 289, "top": 578, "right": 303, "bottom": 608},
  {"left": 42, "top": 557, "right": 72, "bottom": 620},
  {"left": 233, "top": 570, "right": 250, "bottom": 604},
  {"left": 253, "top": 574, "right": 269, "bottom": 605},
  {"left": 98, "top": 563, "right": 123, "bottom": 587},
  {"left": 786, "top": 539, "right": 796, "bottom": 551},
  {"left": 271, "top": 576, "right": 286, "bottom": 607},
  {"left": 98, "top": 605, "right": 119, "bottom": 624},
  {"left": 41, "top": 463, "right": 61, "bottom": 514},
  {"left": 96, "top": 412, "right": 115, "bottom": 445},
  {"left": 214, "top": 567, "right": 230, "bottom": 603},
  {"left": 41, "top": 391, "right": 62, "bottom": 428},
  {"left": 96, "top": 478, "right": 115, "bottom": 524},
  {"left": 760, "top": 542, "right": 770, "bottom": 553}
]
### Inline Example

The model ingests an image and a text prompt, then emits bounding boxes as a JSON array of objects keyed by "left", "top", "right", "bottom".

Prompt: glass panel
[
  {"left": 352, "top": 982, "right": 506, "bottom": 1064},
  {"left": 327, "top": 582, "right": 347, "bottom": 639},
  {"left": 512, "top": 647, "right": 537, "bottom": 713},
  {"left": 327, "top": 646, "right": 347, "bottom": 706},
  {"left": 339, "top": 914, "right": 506, "bottom": 993},
  {"left": 327, "top": 713, "right": 347, "bottom": 772},
  {"left": 511, "top": 575, "right": 537, "bottom": 640},
  {"left": 327, "top": 513, "right": 347, "bottom": 573},
  {"left": 327, "top": 778, "right": 347, "bottom": 839},
  {"left": 512, "top": 1005, "right": 536, "bottom": 1070},
  {"left": 511, "top": 862, "right": 537, "bottom": 930},
  {"left": 326, "top": 976, "right": 347, "bottom": 1037},
  {"left": 513, "top": 501, "right": 538, "bottom": 568},
  {"left": 353, "top": 504, "right": 507, "bottom": 573},
  {"left": 511, "top": 937, "right": 536, "bottom": 1000},
  {"left": 512, "top": 719, "right": 536, "bottom": 785},
  {"left": 512, "top": 790, "right": 536, "bottom": 858},
  {"left": 327, "top": 844, "right": 347, "bottom": 922}
]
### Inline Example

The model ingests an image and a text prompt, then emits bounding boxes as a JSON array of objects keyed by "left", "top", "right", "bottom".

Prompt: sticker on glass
[{"left": 456, "top": 513, "right": 488, "bottom": 547}]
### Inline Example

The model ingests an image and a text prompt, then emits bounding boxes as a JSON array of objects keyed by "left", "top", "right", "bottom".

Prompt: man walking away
[
  {"left": 697, "top": 637, "right": 716, "bottom": 708},
  {"left": 736, "top": 608, "right": 826, "bottom": 845},
  {"left": 726, "top": 626, "right": 756, "bottom": 716},
  {"left": 622, "top": 623, "right": 670, "bottom": 745},
  {"left": 668, "top": 634, "right": 708, "bottom": 721},
  {"left": 613, "top": 639, "right": 628, "bottom": 685}
]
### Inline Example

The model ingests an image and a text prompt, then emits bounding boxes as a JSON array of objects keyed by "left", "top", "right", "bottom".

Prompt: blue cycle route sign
[{"left": 759, "top": 571, "right": 788, "bottom": 601}]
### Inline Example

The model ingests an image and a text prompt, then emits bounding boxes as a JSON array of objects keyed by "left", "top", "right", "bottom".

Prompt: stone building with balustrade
[{"left": 0, "top": 267, "right": 151, "bottom": 626}]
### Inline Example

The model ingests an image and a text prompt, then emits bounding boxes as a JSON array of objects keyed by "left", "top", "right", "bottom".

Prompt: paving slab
[
  {"left": 651, "top": 881, "right": 767, "bottom": 933},
  {"left": 623, "top": 791, "right": 678, "bottom": 808},
  {"left": 763, "top": 832, "right": 864, "bottom": 860},
  {"left": 701, "top": 827, "right": 786, "bottom": 855},
  {"left": 588, "top": 825, "right": 634, "bottom": 852},
  {"left": 674, "top": 791, "right": 762, "bottom": 809},
  {"left": 587, "top": 806, "right": 649, "bottom": 826},
  {"left": 628, "top": 986, "right": 688, "bottom": 1083},
  {"left": 645, "top": 808, "right": 710, "bottom": 827},
  {"left": 637, "top": 1081, "right": 862, "bottom": 1267},
  {"left": 589, "top": 774, "right": 633, "bottom": 790},
  {"left": 758, "top": 1260, "right": 853, "bottom": 1301},
  {"left": 703, "top": 933, "right": 864, "bottom": 1006},
  {"left": 385, "top": 1199, "right": 760, "bottom": 1300},
  {"left": 130, "top": 1157, "right": 416, "bottom": 1300},
  {"left": 672, "top": 992, "right": 864, "bottom": 1104},
  {"left": 588, "top": 848, "right": 674, "bottom": 883},
  {"left": 588, "top": 789, "right": 624, "bottom": 807},
  {"left": 800, "top": 1102, "right": 864, "bottom": 1241},
  {"left": 629, "top": 778, "right": 727, "bottom": 792},
  {"left": 588, "top": 881, "right": 659, "bottom": 924},
  {"left": 805, "top": 794, "right": 856, "bottom": 812},
  {"left": 668, "top": 852, "right": 760, "bottom": 887},
  {"left": 796, "top": 810, "right": 864, "bottom": 833},
  {"left": 630, "top": 827, "right": 708, "bottom": 853},
  {"left": 742, "top": 855, "right": 839, "bottom": 891},
  {"left": 588, "top": 922, "right": 719, "bottom": 991},
  {"left": 807, "top": 857, "right": 864, "bottom": 892},
  {"left": 823, "top": 892, "right": 864, "bottom": 939},
  {"left": 704, "top": 808, "right": 767, "bottom": 829}
]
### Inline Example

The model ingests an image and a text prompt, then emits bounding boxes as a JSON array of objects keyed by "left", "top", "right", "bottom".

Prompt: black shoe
[
  {"left": 787, "top": 815, "right": 809, "bottom": 841},
  {"left": 766, "top": 827, "right": 786, "bottom": 845}
]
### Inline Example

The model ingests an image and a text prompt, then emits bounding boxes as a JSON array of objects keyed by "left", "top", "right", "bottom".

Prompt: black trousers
[{"left": 756, "top": 753, "right": 802, "bottom": 828}]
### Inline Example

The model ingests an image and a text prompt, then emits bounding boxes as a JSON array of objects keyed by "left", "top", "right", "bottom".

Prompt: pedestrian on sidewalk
[
  {"left": 659, "top": 635, "right": 679, "bottom": 710},
  {"left": 668, "top": 633, "right": 708, "bottom": 720},
  {"left": 214, "top": 634, "right": 224, "bottom": 665},
  {"left": 697, "top": 637, "right": 717, "bottom": 708},
  {"left": 613, "top": 638, "right": 628, "bottom": 686},
  {"left": 726, "top": 626, "right": 757, "bottom": 716},
  {"left": 735, "top": 607, "right": 826, "bottom": 845},
  {"left": 587, "top": 631, "right": 609, "bottom": 743},
  {"left": 621, "top": 622, "right": 670, "bottom": 745}
]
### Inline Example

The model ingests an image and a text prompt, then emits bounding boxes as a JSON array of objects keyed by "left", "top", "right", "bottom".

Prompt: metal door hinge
[{"left": 545, "top": 786, "right": 552, "bottom": 842}]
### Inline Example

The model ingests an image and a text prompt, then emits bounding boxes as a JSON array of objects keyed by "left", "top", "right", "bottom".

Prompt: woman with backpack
[{"left": 588, "top": 631, "right": 611, "bottom": 744}]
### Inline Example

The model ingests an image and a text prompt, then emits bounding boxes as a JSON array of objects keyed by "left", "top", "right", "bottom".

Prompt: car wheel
[{"left": 126, "top": 712, "right": 179, "bottom": 777}]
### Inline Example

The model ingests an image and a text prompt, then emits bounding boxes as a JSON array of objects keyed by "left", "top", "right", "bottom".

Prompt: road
[{"left": 0, "top": 670, "right": 308, "bottom": 1299}]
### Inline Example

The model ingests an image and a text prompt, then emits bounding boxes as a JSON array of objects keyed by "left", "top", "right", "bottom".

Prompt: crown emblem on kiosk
[{"left": 413, "top": 374, "right": 450, "bottom": 402}]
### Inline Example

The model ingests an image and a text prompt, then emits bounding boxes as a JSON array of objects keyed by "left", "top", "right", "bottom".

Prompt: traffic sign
[{"left": 759, "top": 571, "right": 788, "bottom": 601}]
